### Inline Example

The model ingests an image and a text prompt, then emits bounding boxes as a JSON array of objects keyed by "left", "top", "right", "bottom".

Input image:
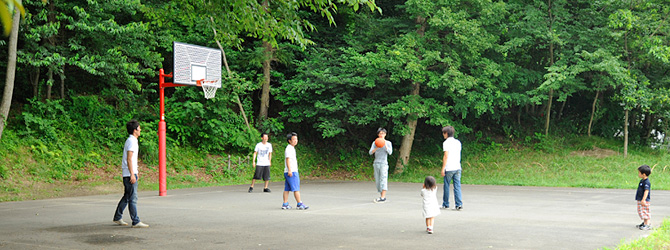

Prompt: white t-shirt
[
  {"left": 442, "top": 137, "right": 462, "bottom": 171},
  {"left": 255, "top": 142, "right": 273, "bottom": 166},
  {"left": 284, "top": 144, "right": 298, "bottom": 173},
  {"left": 122, "top": 135, "right": 139, "bottom": 177}
]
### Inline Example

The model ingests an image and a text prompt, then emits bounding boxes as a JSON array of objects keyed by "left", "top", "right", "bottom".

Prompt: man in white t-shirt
[
  {"left": 113, "top": 120, "right": 149, "bottom": 228},
  {"left": 440, "top": 126, "right": 463, "bottom": 210},
  {"left": 282, "top": 132, "right": 308, "bottom": 210},
  {"left": 249, "top": 133, "right": 273, "bottom": 193}
]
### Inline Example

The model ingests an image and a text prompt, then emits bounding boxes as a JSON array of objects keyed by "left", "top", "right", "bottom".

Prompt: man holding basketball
[{"left": 369, "top": 128, "right": 392, "bottom": 203}]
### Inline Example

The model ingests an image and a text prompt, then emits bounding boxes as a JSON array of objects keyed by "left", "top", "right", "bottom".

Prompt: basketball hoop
[{"left": 197, "top": 79, "right": 219, "bottom": 99}]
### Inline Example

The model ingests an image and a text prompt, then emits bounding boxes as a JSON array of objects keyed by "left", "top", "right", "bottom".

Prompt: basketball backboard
[{"left": 173, "top": 42, "right": 222, "bottom": 87}]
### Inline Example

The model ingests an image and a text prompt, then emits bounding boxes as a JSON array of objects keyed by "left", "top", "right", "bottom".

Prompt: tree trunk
[
  {"left": 394, "top": 15, "right": 426, "bottom": 174},
  {"left": 46, "top": 68, "right": 53, "bottom": 100},
  {"left": 209, "top": 16, "right": 251, "bottom": 132},
  {"left": 395, "top": 82, "right": 420, "bottom": 174},
  {"left": 0, "top": 3, "right": 21, "bottom": 140},
  {"left": 588, "top": 90, "right": 599, "bottom": 137},
  {"left": 258, "top": 40, "right": 272, "bottom": 120},
  {"left": 60, "top": 72, "right": 65, "bottom": 99},
  {"left": 544, "top": 89, "right": 553, "bottom": 135},
  {"left": 31, "top": 68, "right": 40, "bottom": 98},
  {"left": 643, "top": 113, "right": 653, "bottom": 143},
  {"left": 624, "top": 109, "right": 629, "bottom": 157},
  {"left": 557, "top": 96, "right": 567, "bottom": 120},
  {"left": 46, "top": 0, "right": 55, "bottom": 101},
  {"left": 544, "top": 0, "right": 554, "bottom": 136}
]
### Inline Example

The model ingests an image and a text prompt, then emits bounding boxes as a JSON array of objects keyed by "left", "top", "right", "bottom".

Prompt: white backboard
[{"left": 173, "top": 42, "right": 222, "bottom": 87}]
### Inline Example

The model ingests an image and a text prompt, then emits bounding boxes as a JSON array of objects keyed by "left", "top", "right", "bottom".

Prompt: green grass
[
  {"left": 388, "top": 136, "right": 670, "bottom": 190},
  {"left": 603, "top": 219, "right": 670, "bottom": 250}
]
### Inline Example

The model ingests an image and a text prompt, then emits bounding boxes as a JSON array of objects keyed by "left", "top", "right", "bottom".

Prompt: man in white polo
[{"left": 113, "top": 120, "right": 149, "bottom": 228}]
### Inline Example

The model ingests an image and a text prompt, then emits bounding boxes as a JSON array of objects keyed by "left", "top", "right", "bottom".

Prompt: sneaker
[
  {"left": 281, "top": 203, "right": 292, "bottom": 210},
  {"left": 132, "top": 222, "right": 149, "bottom": 228},
  {"left": 440, "top": 205, "right": 449, "bottom": 209},
  {"left": 636, "top": 222, "right": 645, "bottom": 229},
  {"left": 373, "top": 197, "right": 387, "bottom": 203},
  {"left": 263, "top": 188, "right": 271, "bottom": 193},
  {"left": 455, "top": 206, "right": 463, "bottom": 210},
  {"left": 296, "top": 203, "right": 309, "bottom": 210},
  {"left": 427, "top": 228, "right": 433, "bottom": 234},
  {"left": 639, "top": 224, "right": 651, "bottom": 230},
  {"left": 113, "top": 220, "right": 128, "bottom": 226},
  {"left": 248, "top": 187, "right": 253, "bottom": 193}
]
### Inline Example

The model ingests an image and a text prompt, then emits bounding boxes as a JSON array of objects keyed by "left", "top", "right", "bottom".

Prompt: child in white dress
[{"left": 421, "top": 176, "right": 441, "bottom": 234}]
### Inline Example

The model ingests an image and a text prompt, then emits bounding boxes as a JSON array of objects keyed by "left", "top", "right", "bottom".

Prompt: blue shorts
[{"left": 284, "top": 172, "right": 300, "bottom": 192}]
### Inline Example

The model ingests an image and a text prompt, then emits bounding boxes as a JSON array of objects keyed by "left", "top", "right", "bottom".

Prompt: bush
[{"left": 20, "top": 99, "right": 68, "bottom": 143}]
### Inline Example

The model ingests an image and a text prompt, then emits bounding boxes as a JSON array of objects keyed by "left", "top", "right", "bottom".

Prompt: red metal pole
[{"left": 158, "top": 69, "right": 167, "bottom": 196}]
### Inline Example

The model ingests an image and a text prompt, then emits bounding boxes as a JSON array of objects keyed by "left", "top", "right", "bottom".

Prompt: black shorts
[{"left": 253, "top": 166, "right": 271, "bottom": 181}]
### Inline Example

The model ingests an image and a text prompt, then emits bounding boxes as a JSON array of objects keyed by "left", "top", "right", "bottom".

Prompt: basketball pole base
[{"left": 159, "top": 120, "right": 167, "bottom": 197}]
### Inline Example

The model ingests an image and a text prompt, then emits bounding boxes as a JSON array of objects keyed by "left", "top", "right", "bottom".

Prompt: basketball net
[{"left": 197, "top": 79, "right": 219, "bottom": 99}]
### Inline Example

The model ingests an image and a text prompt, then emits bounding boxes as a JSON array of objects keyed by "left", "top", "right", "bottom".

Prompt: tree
[
  {"left": 507, "top": 0, "right": 573, "bottom": 135},
  {"left": 609, "top": 0, "right": 670, "bottom": 155},
  {"left": 280, "top": 0, "right": 509, "bottom": 173},
  {"left": 0, "top": 0, "right": 21, "bottom": 140},
  {"left": 147, "top": 0, "right": 380, "bottom": 127},
  {"left": 18, "top": 0, "right": 162, "bottom": 101}
]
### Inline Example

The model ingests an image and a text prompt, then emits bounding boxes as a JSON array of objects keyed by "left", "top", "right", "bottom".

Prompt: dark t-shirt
[{"left": 635, "top": 178, "right": 651, "bottom": 201}]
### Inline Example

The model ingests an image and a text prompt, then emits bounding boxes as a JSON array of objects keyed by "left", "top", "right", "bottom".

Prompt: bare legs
[
  {"left": 283, "top": 191, "right": 302, "bottom": 204},
  {"left": 250, "top": 179, "right": 270, "bottom": 189}
]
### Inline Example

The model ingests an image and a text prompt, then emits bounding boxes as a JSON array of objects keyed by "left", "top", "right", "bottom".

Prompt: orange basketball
[{"left": 375, "top": 138, "right": 385, "bottom": 148}]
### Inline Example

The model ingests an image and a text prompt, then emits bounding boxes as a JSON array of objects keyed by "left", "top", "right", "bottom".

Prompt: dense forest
[{"left": 1, "top": 0, "right": 669, "bottom": 175}]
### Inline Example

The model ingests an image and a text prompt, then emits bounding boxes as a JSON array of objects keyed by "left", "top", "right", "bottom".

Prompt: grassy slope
[{"left": 2, "top": 133, "right": 669, "bottom": 201}]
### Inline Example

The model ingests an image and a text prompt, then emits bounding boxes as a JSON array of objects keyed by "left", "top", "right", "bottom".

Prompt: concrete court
[{"left": 0, "top": 180, "right": 667, "bottom": 250}]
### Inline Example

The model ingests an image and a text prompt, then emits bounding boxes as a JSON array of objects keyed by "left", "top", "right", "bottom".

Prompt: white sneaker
[
  {"left": 132, "top": 222, "right": 149, "bottom": 228},
  {"left": 373, "top": 197, "right": 387, "bottom": 203},
  {"left": 113, "top": 220, "right": 128, "bottom": 226}
]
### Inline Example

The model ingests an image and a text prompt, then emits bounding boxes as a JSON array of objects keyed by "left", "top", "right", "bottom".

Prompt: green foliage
[
  {"left": 18, "top": 0, "right": 162, "bottom": 94},
  {"left": 148, "top": 0, "right": 380, "bottom": 50},
  {"left": 19, "top": 99, "right": 67, "bottom": 142},
  {"left": 165, "top": 91, "right": 257, "bottom": 153},
  {"left": 257, "top": 117, "right": 285, "bottom": 135}
]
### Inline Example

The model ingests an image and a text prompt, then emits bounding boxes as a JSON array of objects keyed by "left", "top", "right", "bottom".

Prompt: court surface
[{"left": 0, "top": 180, "right": 667, "bottom": 249}]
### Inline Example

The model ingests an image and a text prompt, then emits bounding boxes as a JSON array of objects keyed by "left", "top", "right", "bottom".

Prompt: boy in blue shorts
[{"left": 282, "top": 132, "right": 309, "bottom": 210}]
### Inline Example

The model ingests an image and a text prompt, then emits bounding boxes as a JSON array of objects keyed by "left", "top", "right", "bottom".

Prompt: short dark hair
[
  {"left": 424, "top": 176, "right": 437, "bottom": 190},
  {"left": 442, "top": 126, "right": 455, "bottom": 137},
  {"left": 377, "top": 128, "right": 387, "bottom": 135},
  {"left": 261, "top": 133, "right": 269, "bottom": 138},
  {"left": 286, "top": 132, "right": 297, "bottom": 143},
  {"left": 638, "top": 165, "right": 651, "bottom": 176},
  {"left": 126, "top": 120, "right": 140, "bottom": 135}
]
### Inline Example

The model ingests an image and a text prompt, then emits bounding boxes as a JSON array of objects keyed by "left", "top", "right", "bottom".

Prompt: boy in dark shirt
[{"left": 635, "top": 165, "right": 651, "bottom": 230}]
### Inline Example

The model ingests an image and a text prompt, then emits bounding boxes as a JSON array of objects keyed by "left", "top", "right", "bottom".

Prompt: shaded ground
[{"left": 0, "top": 181, "right": 667, "bottom": 249}]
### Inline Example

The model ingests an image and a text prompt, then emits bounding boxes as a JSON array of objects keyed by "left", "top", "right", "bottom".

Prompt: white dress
[{"left": 421, "top": 188, "right": 441, "bottom": 218}]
